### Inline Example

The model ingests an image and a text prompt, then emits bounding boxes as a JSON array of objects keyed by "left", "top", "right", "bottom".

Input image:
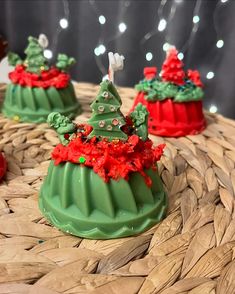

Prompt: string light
[
  {"left": 177, "top": 52, "right": 184, "bottom": 60},
  {"left": 163, "top": 42, "right": 170, "bottom": 51},
  {"left": 98, "top": 15, "right": 106, "bottom": 25},
  {"left": 44, "top": 49, "right": 53, "bottom": 59},
  {"left": 158, "top": 19, "right": 167, "bottom": 31},
  {"left": 59, "top": 18, "right": 69, "bottom": 29},
  {"left": 216, "top": 39, "right": 224, "bottom": 48},
  {"left": 193, "top": 15, "right": 200, "bottom": 24},
  {"left": 206, "top": 71, "right": 215, "bottom": 79},
  {"left": 50, "top": 0, "right": 70, "bottom": 56},
  {"left": 221, "top": 0, "right": 228, "bottom": 3},
  {"left": 146, "top": 52, "right": 153, "bottom": 61},
  {"left": 209, "top": 105, "right": 218, "bottom": 113},
  {"left": 119, "top": 22, "right": 127, "bottom": 33},
  {"left": 94, "top": 44, "right": 106, "bottom": 56}
]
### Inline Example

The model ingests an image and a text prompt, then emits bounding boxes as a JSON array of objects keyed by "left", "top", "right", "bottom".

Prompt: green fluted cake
[
  {"left": 39, "top": 163, "right": 167, "bottom": 239},
  {"left": 39, "top": 79, "right": 167, "bottom": 239},
  {"left": 2, "top": 36, "right": 81, "bottom": 123}
]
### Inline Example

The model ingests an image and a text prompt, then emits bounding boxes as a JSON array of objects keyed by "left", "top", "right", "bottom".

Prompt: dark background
[{"left": 0, "top": 0, "right": 235, "bottom": 118}]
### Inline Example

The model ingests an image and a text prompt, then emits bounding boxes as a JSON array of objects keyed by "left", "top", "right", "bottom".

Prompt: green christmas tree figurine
[
  {"left": 47, "top": 112, "right": 76, "bottom": 145},
  {"left": 24, "top": 36, "right": 48, "bottom": 74},
  {"left": 88, "top": 79, "right": 128, "bottom": 141},
  {"left": 56, "top": 54, "right": 76, "bottom": 71}
]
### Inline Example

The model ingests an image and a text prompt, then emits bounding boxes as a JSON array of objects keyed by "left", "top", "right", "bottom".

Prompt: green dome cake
[
  {"left": 39, "top": 79, "right": 167, "bottom": 239},
  {"left": 3, "top": 36, "right": 81, "bottom": 123}
]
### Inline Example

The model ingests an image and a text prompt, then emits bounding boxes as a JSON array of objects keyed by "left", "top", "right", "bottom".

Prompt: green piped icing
[
  {"left": 135, "top": 79, "right": 204, "bottom": 102},
  {"left": 130, "top": 103, "right": 149, "bottom": 141},
  {"left": 2, "top": 82, "right": 81, "bottom": 123},
  {"left": 8, "top": 52, "right": 22, "bottom": 66},
  {"left": 56, "top": 54, "right": 76, "bottom": 71},
  {"left": 175, "top": 84, "right": 204, "bottom": 102},
  {"left": 39, "top": 163, "right": 167, "bottom": 239}
]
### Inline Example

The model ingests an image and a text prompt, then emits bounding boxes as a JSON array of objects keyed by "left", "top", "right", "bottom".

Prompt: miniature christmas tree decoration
[
  {"left": 39, "top": 52, "right": 167, "bottom": 239},
  {"left": 161, "top": 47, "right": 185, "bottom": 85},
  {"left": 24, "top": 36, "right": 49, "bottom": 74},
  {"left": 3, "top": 34, "right": 81, "bottom": 123},
  {"left": 88, "top": 80, "right": 127, "bottom": 141},
  {"left": 131, "top": 47, "right": 206, "bottom": 137}
]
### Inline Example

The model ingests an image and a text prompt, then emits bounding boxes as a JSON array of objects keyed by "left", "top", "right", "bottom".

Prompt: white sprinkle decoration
[{"left": 99, "top": 121, "right": 105, "bottom": 128}]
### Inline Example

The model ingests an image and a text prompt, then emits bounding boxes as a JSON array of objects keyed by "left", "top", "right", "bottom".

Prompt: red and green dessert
[
  {"left": 131, "top": 47, "right": 206, "bottom": 137},
  {"left": 3, "top": 36, "right": 81, "bottom": 123},
  {"left": 39, "top": 79, "right": 167, "bottom": 239}
]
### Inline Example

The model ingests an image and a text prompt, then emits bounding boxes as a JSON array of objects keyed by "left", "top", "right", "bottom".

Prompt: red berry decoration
[
  {"left": 187, "top": 69, "right": 203, "bottom": 87},
  {"left": 161, "top": 48, "right": 185, "bottom": 85},
  {"left": 144, "top": 67, "right": 157, "bottom": 80}
]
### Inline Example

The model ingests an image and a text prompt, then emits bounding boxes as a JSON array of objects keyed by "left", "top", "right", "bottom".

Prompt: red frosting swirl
[
  {"left": 9, "top": 65, "right": 70, "bottom": 89},
  {"left": 51, "top": 132, "right": 165, "bottom": 187}
]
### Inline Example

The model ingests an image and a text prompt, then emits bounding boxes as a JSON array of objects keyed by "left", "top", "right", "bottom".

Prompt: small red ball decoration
[{"left": 187, "top": 69, "right": 203, "bottom": 87}]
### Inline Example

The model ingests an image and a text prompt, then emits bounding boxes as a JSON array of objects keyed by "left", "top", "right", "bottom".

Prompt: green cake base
[
  {"left": 39, "top": 162, "right": 167, "bottom": 239},
  {"left": 2, "top": 82, "right": 82, "bottom": 123}
]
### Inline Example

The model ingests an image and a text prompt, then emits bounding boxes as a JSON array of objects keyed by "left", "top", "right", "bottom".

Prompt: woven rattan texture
[{"left": 0, "top": 82, "right": 234, "bottom": 293}]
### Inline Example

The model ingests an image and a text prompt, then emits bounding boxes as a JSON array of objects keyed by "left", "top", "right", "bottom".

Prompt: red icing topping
[
  {"left": 51, "top": 131, "right": 165, "bottom": 187},
  {"left": 9, "top": 65, "right": 70, "bottom": 89},
  {"left": 144, "top": 67, "right": 157, "bottom": 80}
]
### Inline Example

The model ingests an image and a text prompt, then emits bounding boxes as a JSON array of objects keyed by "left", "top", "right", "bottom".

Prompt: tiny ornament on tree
[
  {"left": 39, "top": 52, "right": 167, "bottom": 239},
  {"left": 3, "top": 34, "right": 81, "bottom": 123}
]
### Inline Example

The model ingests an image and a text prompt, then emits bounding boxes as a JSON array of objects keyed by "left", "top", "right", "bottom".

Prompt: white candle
[
  {"left": 108, "top": 52, "right": 125, "bottom": 84},
  {"left": 38, "top": 34, "right": 49, "bottom": 49}
]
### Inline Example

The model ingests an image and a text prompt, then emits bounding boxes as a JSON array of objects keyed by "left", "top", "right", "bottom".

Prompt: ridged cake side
[
  {"left": 131, "top": 93, "right": 206, "bottom": 137},
  {"left": 2, "top": 82, "right": 81, "bottom": 123},
  {"left": 39, "top": 162, "right": 167, "bottom": 239}
]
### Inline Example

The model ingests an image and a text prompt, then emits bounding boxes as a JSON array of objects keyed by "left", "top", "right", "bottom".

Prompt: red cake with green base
[
  {"left": 3, "top": 36, "right": 81, "bottom": 123},
  {"left": 39, "top": 79, "right": 167, "bottom": 239},
  {"left": 131, "top": 48, "right": 206, "bottom": 137}
]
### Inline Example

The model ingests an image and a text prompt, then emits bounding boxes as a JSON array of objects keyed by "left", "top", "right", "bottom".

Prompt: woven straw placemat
[{"left": 0, "top": 82, "right": 234, "bottom": 294}]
